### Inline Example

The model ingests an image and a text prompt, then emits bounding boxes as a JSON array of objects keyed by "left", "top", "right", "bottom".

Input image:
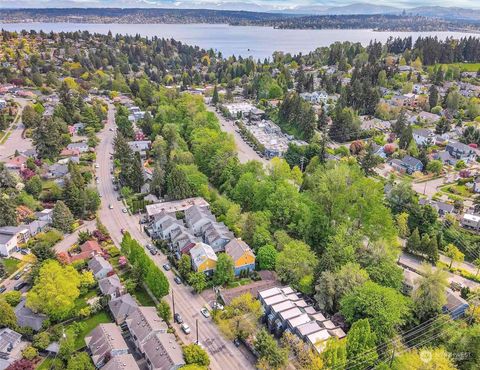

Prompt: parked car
[
  {"left": 181, "top": 323, "right": 191, "bottom": 334},
  {"left": 174, "top": 313, "right": 183, "bottom": 324},
  {"left": 0, "top": 286, "right": 6, "bottom": 294},
  {"left": 121, "top": 228, "right": 126, "bottom": 235},
  {"left": 211, "top": 302, "right": 224, "bottom": 311},
  {"left": 200, "top": 308, "right": 210, "bottom": 318},
  {"left": 162, "top": 263, "right": 171, "bottom": 271},
  {"left": 122, "top": 208, "right": 128, "bottom": 213},
  {"left": 149, "top": 248, "right": 157, "bottom": 255},
  {"left": 13, "top": 273, "right": 23, "bottom": 280},
  {"left": 109, "top": 204, "right": 113, "bottom": 209},
  {"left": 174, "top": 276, "right": 182, "bottom": 285},
  {"left": 14, "top": 282, "right": 27, "bottom": 291}
]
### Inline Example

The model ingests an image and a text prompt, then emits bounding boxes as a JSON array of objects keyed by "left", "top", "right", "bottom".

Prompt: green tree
[
  {"left": 254, "top": 329, "right": 288, "bottom": 370},
  {"left": 157, "top": 300, "right": 172, "bottom": 323},
  {"left": 2, "top": 291, "right": 22, "bottom": 306},
  {"left": 321, "top": 338, "right": 347, "bottom": 370},
  {"left": 32, "top": 117, "right": 68, "bottom": 160},
  {"left": 24, "top": 176, "right": 42, "bottom": 198},
  {"left": 189, "top": 272, "right": 207, "bottom": 293},
  {"left": 52, "top": 200, "right": 74, "bottom": 233},
  {"left": 412, "top": 264, "right": 448, "bottom": 322},
  {"left": 26, "top": 260, "right": 81, "bottom": 320},
  {"left": 66, "top": 352, "right": 94, "bottom": 370},
  {"left": 0, "top": 299, "right": 17, "bottom": 329},
  {"left": 21, "top": 346, "right": 38, "bottom": 361},
  {"left": 257, "top": 244, "right": 278, "bottom": 270},
  {"left": 213, "top": 254, "right": 235, "bottom": 286},
  {"left": 22, "top": 105, "right": 41, "bottom": 129},
  {"left": 406, "top": 228, "right": 421, "bottom": 254},
  {"left": 276, "top": 240, "right": 318, "bottom": 294},
  {"left": 166, "top": 165, "right": 194, "bottom": 200},
  {"left": 346, "top": 319, "right": 378, "bottom": 370},
  {"left": 445, "top": 243, "right": 464, "bottom": 269},
  {"left": 183, "top": 344, "right": 210, "bottom": 367},
  {"left": 32, "top": 332, "right": 50, "bottom": 350},
  {"left": 340, "top": 281, "right": 411, "bottom": 342},
  {"left": 314, "top": 263, "right": 369, "bottom": 314},
  {"left": 178, "top": 254, "right": 192, "bottom": 280},
  {"left": 0, "top": 193, "right": 18, "bottom": 227},
  {"left": 426, "top": 160, "right": 443, "bottom": 175},
  {"left": 212, "top": 85, "right": 219, "bottom": 106}
]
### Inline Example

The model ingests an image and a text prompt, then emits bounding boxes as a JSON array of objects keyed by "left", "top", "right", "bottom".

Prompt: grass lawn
[
  {"left": 438, "top": 62, "right": 480, "bottom": 72},
  {"left": 226, "top": 278, "right": 252, "bottom": 289},
  {"left": 440, "top": 184, "right": 472, "bottom": 198},
  {"left": 133, "top": 286, "right": 156, "bottom": 306},
  {"left": 2, "top": 258, "right": 21, "bottom": 276},
  {"left": 37, "top": 356, "right": 54, "bottom": 370},
  {"left": 66, "top": 310, "right": 112, "bottom": 350},
  {"left": 73, "top": 288, "right": 100, "bottom": 313}
]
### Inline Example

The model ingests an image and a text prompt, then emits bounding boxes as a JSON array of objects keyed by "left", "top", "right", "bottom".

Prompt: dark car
[
  {"left": 174, "top": 276, "right": 182, "bottom": 285},
  {"left": 0, "top": 286, "right": 6, "bottom": 293},
  {"left": 13, "top": 273, "right": 23, "bottom": 280},
  {"left": 174, "top": 313, "right": 183, "bottom": 324},
  {"left": 149, "top": 248, "right": 157, "bottom": 255},
  {"left": 162, "top": 263, "right": 171, "bottom": 271},
  {"left": 14, "top": 281, "right": 28, "bottom": 291}
]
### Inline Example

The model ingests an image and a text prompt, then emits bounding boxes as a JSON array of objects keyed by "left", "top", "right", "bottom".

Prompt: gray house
[
  {"left": 85, "top": 323, "right": 129, "bottom": 368},
  {"left": 88, "top": 256, "right": 113, "bottom": 280},
  {"left": 108, "top": 293, "right": 139, "bottom": 325},
  {"left": 15, "top": 298, "right": 47, "bottom": 331}
]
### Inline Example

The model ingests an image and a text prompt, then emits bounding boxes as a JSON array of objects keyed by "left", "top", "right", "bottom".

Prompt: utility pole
[{"left": 196, "top": 319, "right": 199, "bottom": 344}]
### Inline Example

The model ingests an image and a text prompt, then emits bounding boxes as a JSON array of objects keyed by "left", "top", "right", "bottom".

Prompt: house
[
  {"left": 434, "top": 150, "right": 458, "bottom": 166},
  {"left": 128, "top": 141, "right": 151, "bottom": 158},
  {"left": 0, "top": 99, "right": 6, "bottom": 109},
  {"left": 67, "top": 142, "right": 89, "bottom": 153},
  {"left": 461, "top": 213, "right": 480, "bottom": 231},
  {"left": 0, "top": 226, "right": 29, "bottom": 256},
  {"left": 60, "top": 148, "right": 81, "bottom": 157},
  {"left": 98, "top": 274, "right": 125, "bottom": 299},
  {"left": 67, "top": 240, "right": 102, "bottom": 263},
  {"left": 184, "top": 205, "right": 215, "bottom": 235},
  {"left": 35, "top": 208, "right": 54, "bottom": 223},
  {"left": 190, "top": 242, "right": 217, "bottom": 275},
  {"left": 85, "top": 323, "right": 129, "bottom": 368},
  {"left": 88, "top": 256, "right": 113, "bottom": 279},
  {"left": 201, "top": 221, "right": 234, "bottom": 252},
  {"left": 446, "top": 141, "right": 476, "bottom": 163},
  {"left": 443, "top": 289, "right": 470, "bottom": 319},
  {"left": 224, "top": 239, "right": 256, "bottom": 276},
  {"left": 5, "top": 155, "right": 28, "bottom": 171},
  {"left": 419, "top": 199, "right": 455, "bottom": 217},
  {"left": 24, "top": 219, "right": 49, "bottom": 237},
  {"left": 257, "top": 286, "right": 344, "bottom": 354},
  {"left": 15, "top": 298, "right": 47, "bottom": 331},
  {"left": 0, "top": 328, "right": 22, "bottom": 364},
  {"left": 46, "top": 163, "right": 69, "bottom": 179},
  {"left": 126, "top": 307, "right": 168, "bottom": 351},
  {"left": 170, "top": 227, "right": 197, "bottom": 256},
  {"left": 413, "top": 129, "right": 435, "bottom": 147},
  {"left": 141, "top": 332, "right": 185, "bottom": 370},
  {"left": 73, "top": 122, "right": 85, "bottom": 133},
  {"left": 108, "top": 293, "right": 139, "bottom": 325},
  {"left": 156, "top": 218, "right": 184, "bottom": 240},
  {"left": 145, "top": 197, "right": 209, "bottom": 219},
  {"left": 401, "top": 156, "right": 424, "bottom": 174},
  {"left": 102, "top": 354, "right": 140, "bottom": 370}
]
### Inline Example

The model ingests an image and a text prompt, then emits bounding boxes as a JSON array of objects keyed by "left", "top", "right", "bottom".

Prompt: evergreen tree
[
  {"left": 0, "top": 193, "right": 17, "bottom": 227},
  {"left": 52, "top": 200, "right": 74, "bottom": 233},
  {"left": 346, "top": 319, "right": 378, "bottom": 370},
  {"left": 166, "top": 165, "right": 193, "bottom": 200},
  {"left": 399, "top": 125, "right": 413, "bottom": 150},
  {"left": 406, "top": 228, "right": 421, "bottom": 254},
  {"left": 429, "top": 85, "right": 439, "bottom": 109},
  {"left": 212, "top": 85, "right": 219, "bottom": 106},
  {"left": 150, "top": 162, "right": 165, "bottom": 197}
]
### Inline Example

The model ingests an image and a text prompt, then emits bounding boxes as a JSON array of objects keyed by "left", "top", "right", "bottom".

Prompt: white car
[
  {"left": 122, "top": 208, "right": 128, "bottom": 213},
  {"left": 95, "top": 164, "right": 99, "bottom": 168},
  {"left": 211, "top": 302, "right": 224, "bottom": 311},
  {"left": 181, "top": 323, "right": 191, "bottom": 334},
  {"left": 200, "top": 308, "right": 210, "bottom": 318}
]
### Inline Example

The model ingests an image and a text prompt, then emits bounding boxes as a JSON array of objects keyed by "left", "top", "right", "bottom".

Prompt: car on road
[
  {"left": 95, "top": 164, "right": 99, "bottom": 168},
  {"left": 174, "top": 276, "right": 182, "bottom": 285},
  {"left": 121, "top": 228, "right": 126, "bottom": 235},
  {"left": 0, "top": 286, "right": 6, "bottom": 293},
  {"left": 162, "top": 263, "right": 171, "bottom": 271},
  {"left": 116, "top": 196, "right": 122, "bottom": 201},
  {"left": 109, "top": 204, "right": 113, "bottom": 209},
  {"left": 174, "top": 313, "right": 183, "bottom": 324},
  {"left": 181, "top": 323, "right": 191, "bottom": 334},
  {"left": 109, "top": 128, "right": 114, "bottom": 131},
  {"left": 96, "top": 179, "right": 100, "bottom": 184},
  {"left": 13, "top": 273, "right": 23, "bottom": 280},
  {"left": 122, "top": 208, "right": 128, "bottom": 213},
  {"left": 19, "top": 248, "right": 30, "bottom": 255},
  {"left": 200, "top": 308, "right": 210, "bottom": 318}
]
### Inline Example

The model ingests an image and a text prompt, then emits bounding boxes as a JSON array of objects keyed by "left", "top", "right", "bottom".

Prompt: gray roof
[
  {"left": 85, "top": 323, "right": 128, "bottom": 366},
  {"left": 102, "top": 354, "right": 140, "bottom": 370},
  {"left": 0, "top": 328, "right": 21, "bottom": 353},
  {"left": 126, "top": 307, "right": 168, "bottom": 345},
  {"left": 142, "top": 333, "right": 185, "bottom": 370},
  {"left": 402, "top": 155, "right": 422, "bottom": 168},
  {"left": 108, "top": 294, "right": 139, "bottom": 324},
  {"left": 98, "top": 274, "right": 124, "bottom": 296},
  {"left": 447, "top": 141, "right": 474, "bottom": 153},
  {"left": 88, "top": 256, "right": 113, "bottom": 275},
  {"left": 15, "top": 298, "right": 47, "bottom": 331},
  {"left": 225, "top": 238, "right": 254, "bottom": 263}
]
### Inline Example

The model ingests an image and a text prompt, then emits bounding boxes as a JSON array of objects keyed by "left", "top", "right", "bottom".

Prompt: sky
[{"left": 1, "top": 0, "right": 480, "bottom": 10}]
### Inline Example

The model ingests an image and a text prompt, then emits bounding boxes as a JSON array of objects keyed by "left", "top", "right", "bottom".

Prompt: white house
[
  {"left": 461, "top": 213, "right": 480, "bottom": 231},
  {"left": 413, "top": 129, "right": 435, "bottom": 147}
]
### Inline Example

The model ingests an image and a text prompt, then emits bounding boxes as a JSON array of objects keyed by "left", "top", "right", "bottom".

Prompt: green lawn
[
  {"left": 66, "top": 310, "right": 112, "bottom": 350},
  {"left": 2, "top": 258, "right": 21, "bottom": 276},
  {"left": 133, "top": 286, "right": 156, "bottom": 306},
  {"left": 74, "top": 289, "right": 100, "bottom": 313},
  {"left": 37, "top": 356, "right": 55, "bottom": 370},
  {"left": 438, "top": 62, "right": 480, "bottom": 72}
]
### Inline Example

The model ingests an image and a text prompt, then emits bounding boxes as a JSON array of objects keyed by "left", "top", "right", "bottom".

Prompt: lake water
[{"left": 1, "top": 22, "right": 476, "bottom": 59}]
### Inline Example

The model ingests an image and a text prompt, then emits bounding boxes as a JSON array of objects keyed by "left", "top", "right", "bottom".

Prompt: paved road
[
  {"left": 206, "top": 104, "right": 267, "bottom": 165},
  {"left": 96, "top": 103, "right": 254, "bottom": 370},
  {"left": 399, "top": 252, "right": 479, "bottom": 290},
  {"left": 0, "top": 97, "right": 32, "bottom": 161}
]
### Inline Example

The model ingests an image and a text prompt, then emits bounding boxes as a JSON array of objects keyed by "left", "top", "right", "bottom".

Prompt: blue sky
[{"left": 2, "top": 0, "right": 480, "bottom": 9}]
